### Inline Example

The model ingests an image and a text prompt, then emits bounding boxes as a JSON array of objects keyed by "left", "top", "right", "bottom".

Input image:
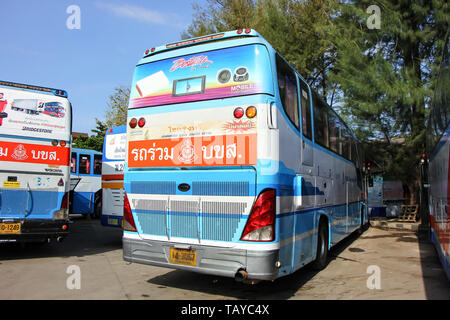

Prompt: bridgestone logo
[{"left": 22, "top": 126, "right": 52, "bottom": 134}]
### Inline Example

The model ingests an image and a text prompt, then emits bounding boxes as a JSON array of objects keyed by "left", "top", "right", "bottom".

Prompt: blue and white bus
[
  {"left": 426, "top": 31, "right": 450, "bottom": 281},
  {"left": 122, "top": 29, "right": 368, "bottom": 281},
  {"left": 101, "top": 125, "right": 126, "bottom": 228},
  {"left": 0, "top": 81, "right": 71, "bottom": 243},
  {"left": 70, "top": 148, "right": 102, "bottom": 218}
]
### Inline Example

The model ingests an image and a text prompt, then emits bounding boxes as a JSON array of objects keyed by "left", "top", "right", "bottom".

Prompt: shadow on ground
[
  {"left": 0, "top": 215, "right": 123, "bottom": 261},
  {"left": 147, "top": 229, "right": 364, "bottom": 300}
]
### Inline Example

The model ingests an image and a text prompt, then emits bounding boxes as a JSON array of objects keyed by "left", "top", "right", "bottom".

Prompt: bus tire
[
  {"left": 358, "top": 207, "right": 369, "bottom": 234},
  {"left": 311, "top": 221, "right": 329, "bottom": 271},
  {"left": 93, "top": 192, "right": 102, "bottom": 219}
]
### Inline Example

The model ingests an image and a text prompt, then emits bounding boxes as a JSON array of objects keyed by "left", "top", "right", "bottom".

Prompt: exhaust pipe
[
  {"left": 234, "top": 269, "right": 248, "bottom": 282},
  {"left": 56, "top": 236, "right": 63, "bottom": 243}
]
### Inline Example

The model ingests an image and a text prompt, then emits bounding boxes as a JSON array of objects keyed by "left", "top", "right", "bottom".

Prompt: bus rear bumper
[
  {"left": 0, "top": 219, "right": 70, "bottom": 243},
  {"left": 123, "top": 237, "right": 279, "bottom": 281}
]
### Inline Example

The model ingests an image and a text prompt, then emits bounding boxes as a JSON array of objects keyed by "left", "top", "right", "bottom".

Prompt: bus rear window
[
  {"left": 71, "top": 152, "right": 77, "bottom": 173},
  {"left": 93, "top": 154, "right": 102, "bottom": 175},
  {"left": 79, "top": 154, "right": 91, "bottom": 174},
  {"left": 129, "top": 44, "right": 273, "bottom": 108}
]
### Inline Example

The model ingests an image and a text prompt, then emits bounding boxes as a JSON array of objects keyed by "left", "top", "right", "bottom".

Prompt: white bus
[
  {"left": 0, "top": 81, "right": 71, "bottom": 243},
  {"left": 101, "top": 125, "right": 126, "bottom": 228}
]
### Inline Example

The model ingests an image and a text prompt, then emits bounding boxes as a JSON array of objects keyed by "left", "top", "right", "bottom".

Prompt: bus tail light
[
  {"left": 54, "top": 192, "right": 70, "bottom": 220},
  {"left": 61, "top": 192, "right": 69, "bottom": 210},
  {"left": 123, "top": 192, "right": 137, "bottom": 232},
  {"left": 234, "top": 107, "right": 244, "bottom": 119},
  {"left": 138, "top": 117, "right": 146, "bottom": 127},
  {"left": 241, "top": 189, "right": 276, "bottom": 241},
  {"left": 129, "top": 118, "right": 137, "bottom": 129}
]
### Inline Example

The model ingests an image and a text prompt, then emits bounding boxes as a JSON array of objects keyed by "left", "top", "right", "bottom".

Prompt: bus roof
[
  {"left": 143, "top": 29, "right": 259, "bottom": 57},
  {"left": 72, "top": 148, "right": 102, "bottom": 155},
  {"left": 138, "top": 29, "right": 273, "bottom": 65},
  {"left": 105, "top": 125, "right": 126, "bottom": 135},
  {"left": 0, "top": 80, "right": 68, "bottom": 98}
]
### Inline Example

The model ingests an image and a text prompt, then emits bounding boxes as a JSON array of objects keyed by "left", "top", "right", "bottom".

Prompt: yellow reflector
[{"left": 246, "top": 106, "right": 257, "bottom": 118}]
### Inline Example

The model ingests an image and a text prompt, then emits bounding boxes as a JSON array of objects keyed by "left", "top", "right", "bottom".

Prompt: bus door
[
  {"left": 299, "top": 78, "right": 313, "bottom": 168},
  {"left": 72, "top": 152, "right": 93, "bottom": 214},
  {"left": 291, "top": 76, "right": 316, "bottom": 268}
]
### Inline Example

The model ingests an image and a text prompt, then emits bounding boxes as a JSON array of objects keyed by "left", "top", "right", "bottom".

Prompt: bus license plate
[
  {"left": 108, "top": 218, "right": 118, "bottom": 226},
  {"left": 0, "top": 223, "right": 21, "bottom": 234},
  {"left": 169, "top": 248, "right": 197, "bottom": 266}
]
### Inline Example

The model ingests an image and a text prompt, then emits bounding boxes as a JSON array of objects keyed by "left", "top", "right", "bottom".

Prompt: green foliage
[
  {"left": 329, "top": 0, "right": 448, "bottom": 201},
  {"left": 183, "top": 0, "right": 449, "bottom": 203},
  {"left": 104, "top": 86, "right": 130, "bottom": 128},
  {"left": 72, "top": 119, "right": 107, "bottom": 152}
]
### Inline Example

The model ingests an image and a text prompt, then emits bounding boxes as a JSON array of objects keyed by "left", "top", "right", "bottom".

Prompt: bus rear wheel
[{"left": 311, "top": 222, "right": 329, "bottom": 271}]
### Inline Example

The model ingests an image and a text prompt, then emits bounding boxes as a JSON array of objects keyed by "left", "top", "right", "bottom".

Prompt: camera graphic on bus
[{"left": 216, "top": 66, "right": 249, "bottom": 84}]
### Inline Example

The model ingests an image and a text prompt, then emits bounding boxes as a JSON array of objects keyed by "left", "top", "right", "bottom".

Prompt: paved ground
[{"left": 0, "top": 216, "right": 449, "bottom": 300}]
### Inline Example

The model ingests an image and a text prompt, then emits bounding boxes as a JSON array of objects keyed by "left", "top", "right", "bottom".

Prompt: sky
[{"left": 0, "top": 0, "right": 207, "bottom": 134}]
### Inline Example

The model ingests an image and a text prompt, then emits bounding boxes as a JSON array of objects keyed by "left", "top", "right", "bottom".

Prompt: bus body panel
[
  {"left": 101, "top": 125, "right": 126, "bottom": 227},
  {"left": 0, "top": 82, "right": 71, "bottom": 242},
  {"left": 70, "top": 148, "right": 102, "bottom": 216},
  {"left": 426, "top": 34, "right": 450, "bottom": 281},
  {"left": 428, "top": 125, "right": 450, "bottom": 281},
  {"left": 123, "top": 30, "right": 367, "bottom": 280}
]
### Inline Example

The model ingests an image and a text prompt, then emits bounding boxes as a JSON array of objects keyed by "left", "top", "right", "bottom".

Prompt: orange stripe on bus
[
  {"left": 102, "top": 174, "right": 124, "bottom": 181},
  {"left": 102, "top": 182, "right": 124, "bottom": 189}
]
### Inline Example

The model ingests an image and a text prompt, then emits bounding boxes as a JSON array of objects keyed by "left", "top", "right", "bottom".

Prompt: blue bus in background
[{"left": 70, "top": 148, "right": 102, "bottom": 218}]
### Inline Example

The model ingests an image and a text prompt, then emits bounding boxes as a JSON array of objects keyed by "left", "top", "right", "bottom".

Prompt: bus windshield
[{"left": 129, "top": 44, "right": 273, "bottom": 109}]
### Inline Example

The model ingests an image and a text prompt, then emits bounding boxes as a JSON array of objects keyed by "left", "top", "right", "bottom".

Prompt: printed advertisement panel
[
  {"left": 105, "top": 133, "right": 127, "bottom": 161},
  {"left": 129, "top": 44, "right": 273, "bottom": 109},
  {"left": 0, "top": 88, "right": 70, "bottom": 140}
]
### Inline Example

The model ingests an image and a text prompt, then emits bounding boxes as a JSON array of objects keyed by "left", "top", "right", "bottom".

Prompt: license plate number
[
  {"left": 108, "top": 218, "right": 118, "bottom": 226},
  {"left": 0, "top": 223, "right": 21, "bottom": 234},
  {"left": 169, "top": 248, "right": 197, "bottom": 266}
]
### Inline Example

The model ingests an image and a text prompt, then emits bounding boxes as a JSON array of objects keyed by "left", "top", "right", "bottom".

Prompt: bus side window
[
  {"left": 299, "top": 78, "right": 312, "bottom": 139},
  {"left": 341, "top": 128, "right": 351, "bottom": 160},
  {"left": 328, "top": 110, "right": 339, "bottom": 153},
  {"left": 79, "top": 154, "right": 91, "bottom": 174},
  {"left": 93, "top": 154, "right": 102, "bottom": 175},
  {"left": 71, "top": 152, "right": 77, "bottom": 174},
  {"left": 313, "top": 93, "right": 329, "bottom": 148},
  {"left": 276, "top": 54, "right": 299, "bottom": 129}
]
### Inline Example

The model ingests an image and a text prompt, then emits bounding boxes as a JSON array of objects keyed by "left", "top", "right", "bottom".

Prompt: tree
[
  {"left": 72, "top": 119, "right": 107, "bottom": 152},
  {"left": 329, "top": 0, "right": 448, "bottom": 203},
  {"left": 183, "top": 0, "right": 449, "bottom": 204},
  {"left": 183, "top": 0, "right": 338, "bottom": 104},
  {"left": 104, "top": 86, "right": 130, "bottom": 128}
]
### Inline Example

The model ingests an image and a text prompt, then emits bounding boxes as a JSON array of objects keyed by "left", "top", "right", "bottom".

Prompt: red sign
[
  {"left": 0, "top": 141, "right": 70, "bottom": 166},
  {"left": 128, "top": 134, "right": 257, "bottom": 168}
]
